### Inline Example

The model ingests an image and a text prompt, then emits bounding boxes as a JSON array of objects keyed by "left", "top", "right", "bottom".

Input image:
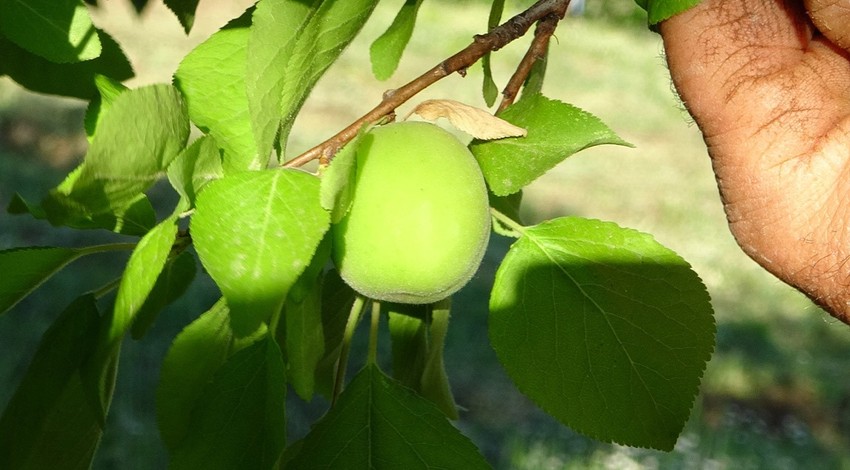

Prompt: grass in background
[{"left": 1, "top": 1, "right": 850, "bottom": 468}]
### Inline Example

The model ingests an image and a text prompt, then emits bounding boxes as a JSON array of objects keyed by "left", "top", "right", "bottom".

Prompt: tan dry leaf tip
[{"left": 406, "top": 99, "right": 527, "bottom": 141}]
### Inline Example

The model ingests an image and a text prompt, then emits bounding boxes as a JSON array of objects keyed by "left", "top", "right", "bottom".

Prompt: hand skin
[{"left": 659, "top": 0, "right": 850, "bottom": 324}]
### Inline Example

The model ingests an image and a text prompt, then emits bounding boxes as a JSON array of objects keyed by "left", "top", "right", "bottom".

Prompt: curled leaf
[{"left": 408, "top": 99, "right": 526, "bottom": 140}]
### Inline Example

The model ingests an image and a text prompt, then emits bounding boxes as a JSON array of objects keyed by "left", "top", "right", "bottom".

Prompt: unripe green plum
[{"left": 332, "top": 121, "right": 491, "bottom": 304}]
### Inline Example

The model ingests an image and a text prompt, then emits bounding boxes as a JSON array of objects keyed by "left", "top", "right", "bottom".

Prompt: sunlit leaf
[
  {"left": 481, "top": 0, "right": 504, "bottom": 107},
  {"left": 165, "top": 0, "right": 201, "bottom": 33},
  {"left": 191, "top": 169, "right": 330, "bottom": 336},
  {"left": 470, "top": 94, "right": 631, "bottom": 196},
  {"left": 110, "top": 216, "right": 179, "bottom": 344},
  {"left": 0, "top": 30, "right": 132, "bottom": 99},
  {"left": 157, "top": 300, "right": 232, "bottom": 450},
  {"left": 522, "top": 47, "right": 547, "bottom": 98},
  {"left": 634, "top": 0, "right": 701, "bottom": 25},
  {"left": 284, "top": 364, "right": 489, "bottom": 469},
  {"left": 320, "top": 129, "right": 367, "bottom": 223},
  {"left": 245, "top": 0, "right": 379, "bottom": 161},
  {"left": 84, "top": 74, "right": 128, "bottom": 141},
  {"left": 489, "top": 217, "right": 715, "bottom": 449},
  {"left": 81, "top": 220, "right": 180, "bottom": 422},
  {"left": 131, "top": 249, "right": 197, "bottom": 339},
  {"left": 280, "top": 235, "right": 331, "bottom": 400},
  {"left": 167, "top": 135, "right": 224, "bottom": 209},
  {"left": 174, "top": 9, "right": 259, "bottom": 172},
  {"left": 369, "top": 0, "right": 424, "bottom": 81},
  {"left": 41, "top": 84, "right": 189, "bottom": 232},
  {"left": 0, "top": 0, "right": 101, "bottom": 63}
]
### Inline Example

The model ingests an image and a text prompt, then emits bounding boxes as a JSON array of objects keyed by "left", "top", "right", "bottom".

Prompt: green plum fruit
[{"left": 332, "top": 121, "right": 491, "bottom": 304}]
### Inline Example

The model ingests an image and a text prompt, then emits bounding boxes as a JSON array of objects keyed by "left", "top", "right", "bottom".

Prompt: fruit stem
[
  {"left": 332, "top": 294, "right": 368, "bottom": 406},
  {"left": 489, "top": 207, "right": 527, "bottom": 237},
  {"left": 367, "top": 300, "right": 381, "bottom": 365}
]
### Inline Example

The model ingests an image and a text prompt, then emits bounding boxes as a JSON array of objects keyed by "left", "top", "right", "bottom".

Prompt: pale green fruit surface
[{"left": 332, "top": 121, "right": 491, "bottom": 304}]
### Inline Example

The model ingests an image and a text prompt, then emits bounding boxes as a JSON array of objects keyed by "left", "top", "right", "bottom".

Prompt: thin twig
[
  {"left": 284, "top": 0, "right": 570, "bottom": 168},
  {"left": 497, "top": 9, "right": 565, "bottom": 113}
]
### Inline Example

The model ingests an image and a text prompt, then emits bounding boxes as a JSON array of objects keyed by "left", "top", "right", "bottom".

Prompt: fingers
[
  {"left": 658, "top": 1, "right": 813, "bottom": 140},
  {"left": 806, "top": 0, "right": 850, "bottom": 50},
  {"left": 658, "top": 1, "right": 850, "bottom": 323}
]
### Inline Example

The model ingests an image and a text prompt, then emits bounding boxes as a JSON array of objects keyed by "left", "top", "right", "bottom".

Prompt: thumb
[{"left": 806, "top": 0, "right": 850, "bottom": 50}]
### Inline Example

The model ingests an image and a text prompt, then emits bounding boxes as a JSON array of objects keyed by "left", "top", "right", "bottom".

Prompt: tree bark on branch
[{"left": 283, "top": 0, "right": 570, "bottom": 168}]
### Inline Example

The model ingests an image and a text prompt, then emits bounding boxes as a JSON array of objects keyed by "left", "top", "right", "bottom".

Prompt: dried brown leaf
[{"left": 407, "top": 99, "right": 527, "bottom": 140}]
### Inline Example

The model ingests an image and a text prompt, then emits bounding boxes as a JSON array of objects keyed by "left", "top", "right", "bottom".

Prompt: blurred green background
[{"left": 2, "top": 0, "right": 850, "bottom": 468}]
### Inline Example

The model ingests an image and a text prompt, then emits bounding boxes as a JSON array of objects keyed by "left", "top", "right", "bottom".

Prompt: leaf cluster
[{"left": 0, "top": 0, "right": 709, "bottom": 468}]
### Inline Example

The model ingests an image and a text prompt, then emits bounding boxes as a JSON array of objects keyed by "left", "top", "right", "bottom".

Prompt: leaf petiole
[
  {"left": 92, "top": 277, "right": 122, "bottom": 300},
  {"left": 78, "top": 242, "right": 139, "bottom": 257},
  {"left": 331, "top": 294, "right": 368, "bottom": 406},
  {"left": 490, "top": 206, "right": 527, "bottom": 237}
]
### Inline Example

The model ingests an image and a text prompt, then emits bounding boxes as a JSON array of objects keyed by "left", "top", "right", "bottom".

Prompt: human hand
[{"left": 660, "top": 1, "right": 850, "bottom": 323}]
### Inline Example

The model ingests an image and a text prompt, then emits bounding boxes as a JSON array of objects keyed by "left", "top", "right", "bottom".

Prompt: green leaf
[
  {"left": 387, "top": 301, "right": 457, "bottom": 419},
  {"left": 174, "top": 9, "right": 260, "bottom": 172},
  {"left": 634, "top": 0, "right": 701, "bottom": 25},
  {"left": 0, "top": 0, "right": 101, "bottom": 63},
  {"left": 167, "top": 135, "right": 224, "bottom": 210},
  {"left": 481, "top": 0, "right": 504, "bottom": 107},
  {"left": 247, "top": 0, "right": 378, "bottom": 157},
  {"left": 0, "top": 30, "right": 133, "bottom": 99},
  {"left": 0, "top": 295, "right": 113, "bottom": 470},
  {"left": 279, "top": 234, "right": 331, "bottom": 400},
  {"left": 489, "top": 190, "right": 523, "bottom": 238},
  {"left": 0, "top": 244, "right": 134, "bottom": 315},
  {"left": 489, "top": 217, "right": 715, "bottom": 450},
  {"left": 165, "top": 0, "right": 201, "bottom": 33},
  {"left": 284, "top": 364, "right": 490, "bottom": 469},
  {"left": 9, "top": 192, "right": 155, "bottom": 237},
  {"left": 314, "top": 269, "right": 356, "bottom": 398},
  {"left": 84, "top": 75, "right": 128, "bottom": 141},
  {"left": 131, "top": 249, "right": 197, "bottom": 339},
  {"left": 157, "top": 300, "right": 233, "bottom": 451},
  {"left": 42, "top": 84, "right": 189, "bottom": 233},
  {"left": 319, "top": 129, "right": 366, "bottom": 223},
  {"left": 481, "top": 54, "right": 499, "bottom": 108},
  {"left": 0, "top": 247, "right": 83, "bottom": 315},
  {"left": 110, "top": 217, "right": 179, "bottom": 344},
  {"left": 387, "top": 304, "right": 428, "bottom": 390},
  {"left": 470, "top": 94, "right": 632, "bottom": 196},
  {"left": 282, "top": 273, "right": 324, "bottom": 401},
  {"left": 81, "top": 218, "right": 179, "bottom": 422},
  {"left": 170, "top": 335, "right": 287, "bottom": 470},
  {"left": 191, "top": 169, "right": 330, "bottom": 336},
  {"left": 369, "top": 0, "right": 425, "bottom": 81},
  {"left": 420, "top": 299, "right": 458, "bottom": 420},
  {"left": 522, "top": 47, "right": 547, "bottom": 98},
  {"left": 246, "top": 0, "right": 314, "bottom": 166}
]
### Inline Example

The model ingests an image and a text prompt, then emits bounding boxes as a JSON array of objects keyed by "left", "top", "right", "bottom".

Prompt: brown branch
[
  {"left": 284, "top": 0, "right": 570, "bottom": 168},
  {"left": 496, "top": 9, "right": 564, "bottom": 114}
]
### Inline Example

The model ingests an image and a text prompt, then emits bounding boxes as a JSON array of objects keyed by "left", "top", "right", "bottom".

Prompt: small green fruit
[{"left": 332, "top": 121, "right": 491, "bottom": 304}]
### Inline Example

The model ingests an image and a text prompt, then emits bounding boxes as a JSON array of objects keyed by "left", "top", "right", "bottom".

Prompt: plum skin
[{"left": 331, "top": 121, "right": 491, "bottom": 304}]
